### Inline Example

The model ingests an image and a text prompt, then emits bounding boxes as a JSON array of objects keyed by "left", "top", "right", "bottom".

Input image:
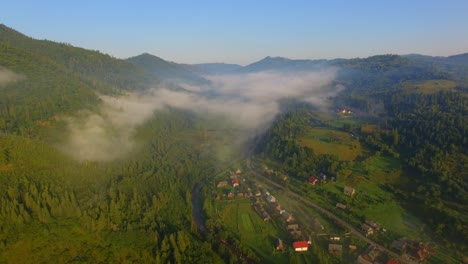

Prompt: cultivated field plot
[
  {"left": 218, "top": 200, "right": 288, "bottom": 263},
  {"left": 298, "top": 128, "right": 361, "bottom": 161}
]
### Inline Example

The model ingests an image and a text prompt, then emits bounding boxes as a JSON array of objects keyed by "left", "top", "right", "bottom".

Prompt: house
[
  {"left": 238, "top": 192, "right": 244, "bottom": 198},
  {"left": 362, "top": 224, "right": 374, "bottom": 236},
  {"left": 261, "top": 212, "right": 271, "bottom": 221},
  {"left": 349, "top": 245, "right": 357, "bottom": 251},
  {"left": 336, "top": 203, "right": 347, "bottom": 210},
  {"left": 255, "top": 190, "right": 262, "bottom": 197},
  {"left": 279, "top": 209, "right": 286, "bottom": 215},
  {"left": 357, "top": 255, "right": 375, "bottom": 264},
  {"left": 287, "top": 224, "right": 299, "bottom": 231},
  {"left": 404, "top": 240, "right": 430, "bottom": 262},
  {"left": 227, "top": 192, "right": 235, "bottom": 198},
  {"left": 330, "top": 236, "right": 341, "bottom": 241},
  {"left": 344, "top": 186, "right": 356, "bottom": 196},
  {"left": 266, "top": 195, "right": 276, "bottom": 203},
  {"left": 391, "top": 238, "right": 408, "bottom": 252},
  {"left": 365, "top": 220, "right": 381, "bottom": 231},
  {"left": 217, "top": 181, "right": 228, "bottom": 188},
  {"left": 328, "top": 244, "right": 343, "bottom": 255},
  {"left": 308, "top": 177, "right": 318, "bottom": 185},
  {"left": 293, "top": 241, "right": 309, "bottom": 252},
  {"left": 235, "top": 169, "right": 242, "bottom": 175},
  {"left": 318, "top": 172, "right": 326, "bottom": 179},
  {"left": 275, "top": 239, "right": 284, "bottom": 251},
  {"left": 232, "top": 179, "right": 240, "bottom": 187},
  {"left": 357, "top": 247, "right": 381, "bottom": 264},
  {"left": 282, "top": 212, "right": 294, "bottom": 222},
  {"left": 275, "top": 204, "right": 282, "bottom": 211}
]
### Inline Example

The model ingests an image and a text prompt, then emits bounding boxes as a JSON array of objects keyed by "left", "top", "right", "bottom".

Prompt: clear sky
[{"left": 1, "top": 0, "right": 468, "bottom": 65}]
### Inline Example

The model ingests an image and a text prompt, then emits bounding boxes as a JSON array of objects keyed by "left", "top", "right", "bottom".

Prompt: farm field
[
  {"left": 298, "top": 128, "right": 361, "bottom": 161},
  {"left": 217, "top": 199, "right": 288, "bottom": 263}
]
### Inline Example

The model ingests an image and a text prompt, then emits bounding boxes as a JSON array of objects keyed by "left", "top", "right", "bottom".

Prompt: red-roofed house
[
  {"left": 232, "top": 179, "right": 240, "bottom": 187},
  {"left": 293, "top": 241, "right": 309, "bottom": 252},
  {"left": 308, "top": 177, "right": 318, "bottom": 185}
]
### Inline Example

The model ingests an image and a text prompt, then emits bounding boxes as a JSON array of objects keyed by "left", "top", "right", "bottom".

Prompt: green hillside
[{"left": 0, "top": 24, "right": 157, "bottom": 90}]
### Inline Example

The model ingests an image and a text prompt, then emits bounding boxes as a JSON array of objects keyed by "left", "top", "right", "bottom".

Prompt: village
[{"left": 213, "top": 165, "right": 432, "bottom": 264}]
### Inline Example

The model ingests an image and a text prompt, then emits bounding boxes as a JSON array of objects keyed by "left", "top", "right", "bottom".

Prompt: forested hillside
[
  {"left": 257, "top": 87, "right": 467, "bottom": 260},
  {"left": 0, "top": 25, "right": 234, "bottom": 263},
  {"left": 0, "top": 24, "right": 156, "bottom": 90}
]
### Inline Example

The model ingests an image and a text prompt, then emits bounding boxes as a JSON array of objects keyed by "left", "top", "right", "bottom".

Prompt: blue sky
[{"left": 1, "top": 0, "right": 468, "bottom": 64}]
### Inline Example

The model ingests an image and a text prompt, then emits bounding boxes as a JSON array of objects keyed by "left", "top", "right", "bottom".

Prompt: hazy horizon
[{"left": 2, "top": 1, "right": 468, "bottom": 65}]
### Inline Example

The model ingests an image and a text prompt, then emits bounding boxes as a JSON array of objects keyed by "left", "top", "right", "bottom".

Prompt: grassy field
[
  {"left": 298, "top": 128, "right": 362, "bottom": 161},
  {"left": 217, "top": 199, "right": 288, "bottom": 263},
  {"left": 402, "top": 79, "right": 457, "bottom": 94}
]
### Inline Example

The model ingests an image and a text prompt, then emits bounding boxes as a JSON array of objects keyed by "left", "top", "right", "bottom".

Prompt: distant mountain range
[{"left": 1, "top": 23, "right": 468, "bottom": 96}]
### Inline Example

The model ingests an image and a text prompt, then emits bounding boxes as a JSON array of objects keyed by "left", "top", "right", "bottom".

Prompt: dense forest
[{"left": 0, "top": 24, "right": 235, "bottom": 263}]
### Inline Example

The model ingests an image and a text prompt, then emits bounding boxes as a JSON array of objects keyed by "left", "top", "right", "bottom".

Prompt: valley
[{"left": 0, "top": 23, "right": 467, "bottom": 263}]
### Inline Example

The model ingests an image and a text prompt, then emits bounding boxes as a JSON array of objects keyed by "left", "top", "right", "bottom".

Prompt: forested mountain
[
  {"left": 0, "top": 24, "right": 156, "bottom": 90},
  {"left": 127, "top": 53, "right": 211, "bottom": 85},
  {"left": 404, "top": 53, "right": 468, "bottom": 84},
  {"left": 0, "top": 25, "right": 231, "bottom": 262}
]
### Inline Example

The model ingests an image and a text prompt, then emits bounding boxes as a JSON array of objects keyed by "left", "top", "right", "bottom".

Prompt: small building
[
  {"left": 232, "top": 179, "right": 240, "bottom": 187},
  {"left": 330, "top": 236, "right": 341, "bottom": 241},
  {"left": 266, "top": 195, "right": 276, "bottom": 203},
  {"left": 344, "top": 186, "right": 356, "bottom": 196},
  {"left": 391, "top": 238, "right": 408, "bottom": 252},
  {"left": 308, "top": 177, "right": 318, "bottom": 185},
  {"left": 238, "top": 192, "right": 244, "bottom": 198},
  {"left": 318, "top": 172, "right": 327, "bottom": 181},
  {"left": 235, "top": 169, "right": 242, "bottom": 175},
  {"left": 357, "top": 247, "right": 381, "bottom": 264},
  {"left": 293, "top": 241, "right": 309, "bottom": 252},
  {"left": 261, "top": 212, "right": 271, "bottom": 221},
  {"left": 287, "top": 224, "right": 299, "bottom": 231},
  {"left": 349, "top": 245, "right": 357, "bottom": 251},
  {"left": 328, "top": 244, "right": 343, "bottom": 255},
  {"left": 217, "top": 181, "right": 228, "bottom": 188},
  {"left": 279, "top": 209, "right": 286, "bottom": 215},
  {"left": 365, "top": 220, "right": 381, "bottom": 231},
  {"left": 275, "top": 239, "right": 284, "bottom": 251},
  {"left": 362, "top": 224, "right": 374, "bottom": 236},
  {"left": 275, "top": 204, "right": 282, "bottom": 211},
  {"left": 227, "top": 192, "right": 235, "bottom": 198},
  {"left": 336, "top": 203, "right": 347, "bottom": 210},
  {"left": 255, "top": 190, "right": 262, "bottom": 196},
  {"left": 282, "top": 212, "right": 294, "bottom": 222}
]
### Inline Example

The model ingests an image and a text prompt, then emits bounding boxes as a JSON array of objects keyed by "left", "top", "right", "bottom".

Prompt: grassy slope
[
  {"left": 402, "top": 79, "right": 457, "bottom": 94},
  {"left": 298, "top": 127, "right": 361, "bottom": 161}
]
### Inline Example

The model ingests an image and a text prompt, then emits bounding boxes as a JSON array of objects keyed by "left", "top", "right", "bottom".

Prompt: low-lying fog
[{"left": 62, "top": 69, "right": 343, "bottom": 161}]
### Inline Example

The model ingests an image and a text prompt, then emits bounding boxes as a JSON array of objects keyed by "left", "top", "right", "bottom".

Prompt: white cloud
[{"left": 62, "top": 68, "right": 342, "bottom": 161}]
